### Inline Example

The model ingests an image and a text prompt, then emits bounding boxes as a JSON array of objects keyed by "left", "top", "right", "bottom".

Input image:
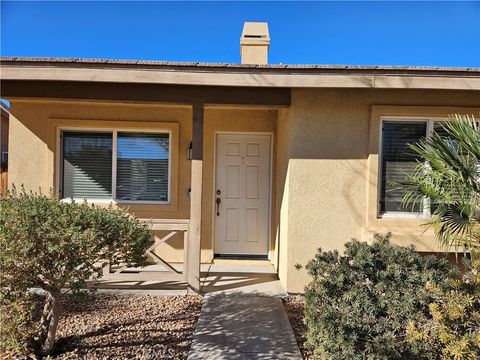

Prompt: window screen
[
  {"left": 62, "top": 132, "right": 113, "bottom": 199},
  {"left": 116, "top": 132, "right": 169, "bottom": 202},
  {"left": 380, "top": 122, "right": 426, "bottom": 213}
]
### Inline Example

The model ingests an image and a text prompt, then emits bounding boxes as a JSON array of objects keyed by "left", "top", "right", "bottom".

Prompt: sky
[{"left": 1, "top": 1, "right": 479, "bottom": 67}]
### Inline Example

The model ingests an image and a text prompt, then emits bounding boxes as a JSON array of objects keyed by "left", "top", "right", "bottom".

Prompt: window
[
  {"left": 62, "top": 132, "right": 113, "bottom": 199},
  {"left": 116, "top": 132, "right": 169, "bottom": 202},
  {"left": 380, "top": 121, "right": 426, "bottom": 214},
  {"left": 60, "top": 129, "right": 170, "bottom": 203},
  {"left": 379, "top": 117, "right": 447, "bottom": 216}
]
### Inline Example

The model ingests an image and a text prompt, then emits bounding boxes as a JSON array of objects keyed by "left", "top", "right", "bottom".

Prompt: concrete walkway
[
  {"left": 188, "top": 293, "right": 302, "bottom": 359},
  {"left": 96, "top": 263, "right": 301, "bottom": 358}
]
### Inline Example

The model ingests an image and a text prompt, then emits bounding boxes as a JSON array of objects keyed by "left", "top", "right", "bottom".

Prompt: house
[
  {"left": 0, "top": 105, "right": 8, "bottom": 195},
  {"left": 1, "top": 22, "right": 479, "bottom": 293}
]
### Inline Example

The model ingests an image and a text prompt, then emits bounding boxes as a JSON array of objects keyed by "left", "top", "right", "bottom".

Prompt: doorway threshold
[
  {"left": 214, "top": 254, "right": 268, "bottom": 260},
  {"left": 212, "top": 255, "right": 271, "bottom": 267}
]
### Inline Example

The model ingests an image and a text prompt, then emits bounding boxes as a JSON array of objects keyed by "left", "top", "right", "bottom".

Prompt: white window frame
[
  {"left": 378, "top": 116, "right": 447, "bottom": 219},
  {"left": 57, "top": 126, "right": 172, "bottom": 205}
]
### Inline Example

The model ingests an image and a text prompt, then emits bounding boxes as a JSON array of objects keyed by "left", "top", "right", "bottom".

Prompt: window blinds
[
  {"left": 62, "top": 132, "right": 113, "bottom": 199},
  {"left": 116, "top": 132, "right": 169, "bottom": 202},
  {"left": 380, "top": 122, "right": 426, "bottom": 212}
]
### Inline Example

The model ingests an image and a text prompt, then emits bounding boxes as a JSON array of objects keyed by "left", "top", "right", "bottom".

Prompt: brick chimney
[{"left": 240, "top": 22, "right": 270, "bottom": 65}]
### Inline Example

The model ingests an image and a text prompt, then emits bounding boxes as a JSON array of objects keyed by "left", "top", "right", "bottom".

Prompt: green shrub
[
  {"left": 0, "top": 187, "right": 153, "bottom": 356},
  {"left": 304, "top": 233, "right": 452, "bottom": 359},
  {"left": 407, "top": 256, "right": 480, "bottom": 359},
  {"left": 0, "top": 289, "right": 36, "bottom": 355}
]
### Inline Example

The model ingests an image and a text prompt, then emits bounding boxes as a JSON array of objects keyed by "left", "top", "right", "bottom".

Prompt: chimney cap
[{"left": 241, "top": 22, "right": 270, "bottom": 44}]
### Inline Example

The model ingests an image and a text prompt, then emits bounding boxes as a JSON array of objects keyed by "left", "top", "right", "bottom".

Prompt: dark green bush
[{"left": 304, "top": 233, "right": 452, "bottom": 359}]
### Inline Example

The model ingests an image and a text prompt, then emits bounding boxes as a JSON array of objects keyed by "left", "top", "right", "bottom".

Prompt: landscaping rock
[{"left": 49, "top": 294, "right": 202, "bottom": 359}]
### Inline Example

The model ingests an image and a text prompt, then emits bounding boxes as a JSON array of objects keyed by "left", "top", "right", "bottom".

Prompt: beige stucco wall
[
  {"left": 280, "top": 88, "right": 480, "bottom": 293},
  {"left": 8, "top": 100, "right": 193, "bottom": 263},
  {"left": 8, "top": 100, "right": 192, "bottom": 212},
  {"left": 7, "top": 87, "right": 480, "bottom": 294},
  {"left": 7, "top": 100, "right": 277, "bottom": 264}
]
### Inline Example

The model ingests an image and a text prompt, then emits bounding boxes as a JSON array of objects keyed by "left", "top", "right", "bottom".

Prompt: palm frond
[{"left": 400, "top": 114, "right": 480, "bottom": 253}]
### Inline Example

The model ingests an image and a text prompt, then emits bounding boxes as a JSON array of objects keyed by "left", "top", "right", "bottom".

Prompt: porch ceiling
[{"left": 0, "top": 80, "right": 291, "bottom": 107}]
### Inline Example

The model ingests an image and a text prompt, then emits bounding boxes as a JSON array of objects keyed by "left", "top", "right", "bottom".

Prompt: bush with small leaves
[
  {"left": 0, "top": 187, "right": 153, "bottom": 356},
  {"left": 304, "top": 233, "right": 452, "bottom": 359},
  {"left": 407, "top": 256, "right": 480, "bottom": 359},
  {"left": 0, "top": 289, "right": 36, "bottom": 355}
]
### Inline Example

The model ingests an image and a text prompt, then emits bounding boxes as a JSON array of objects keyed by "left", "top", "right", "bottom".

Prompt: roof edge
[{"left": 1, "top": 56, "right": 479, "bottom": 74}]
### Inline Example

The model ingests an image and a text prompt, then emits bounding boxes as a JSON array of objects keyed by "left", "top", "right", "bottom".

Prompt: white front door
[{"left": 214, "top": 133, "right": 271, "bottom": 256}]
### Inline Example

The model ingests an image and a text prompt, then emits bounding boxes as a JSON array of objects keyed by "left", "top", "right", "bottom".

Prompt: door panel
[
  {"left": 214, "top": 133, "right": 271, "bottom": 256},
  {"left": 225, "top": 208, "right": 239, "bottom": 242}
]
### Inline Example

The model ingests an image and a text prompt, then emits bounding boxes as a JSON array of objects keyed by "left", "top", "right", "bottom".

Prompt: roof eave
[{"left": 1, "top": 57, "right": 480, "bottom": 90}]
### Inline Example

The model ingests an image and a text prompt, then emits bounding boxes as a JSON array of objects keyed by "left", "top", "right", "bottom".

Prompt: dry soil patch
[{"left": 284, "top": 300, "right": 313, "bottom": 360}]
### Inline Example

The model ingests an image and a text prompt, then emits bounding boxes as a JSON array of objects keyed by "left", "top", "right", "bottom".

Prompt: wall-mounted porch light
[{"left": 187, "top": 142, "right": 193, "bottom": 160}]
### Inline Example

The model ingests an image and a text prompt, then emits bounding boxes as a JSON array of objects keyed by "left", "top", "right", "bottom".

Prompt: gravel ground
[
  {"left": 34, "top": 293, "right": 202, "bottom": 359},
  {"left": 284, "top": 300, "right": 313, "bottom": 360}
]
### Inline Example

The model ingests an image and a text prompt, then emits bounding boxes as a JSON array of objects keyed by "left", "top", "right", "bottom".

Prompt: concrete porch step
[
  {"left": 212, "top": 258, "right": 272, "bottom": 267},
  {"left": 201, "top": 264, "right": 284, "bottom": 296}
]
